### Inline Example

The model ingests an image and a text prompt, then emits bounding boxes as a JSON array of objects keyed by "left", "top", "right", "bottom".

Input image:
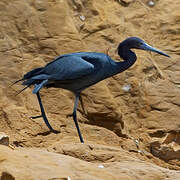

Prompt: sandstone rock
[
  {"left": 118, "top": 0, "right": 135, "bottom": 6},
  {"left": 150, "top": 130, "right": 180, "bottom": 163},
  {"left": 0, "top": 145, "right": 180, "bottom": 180},
  {"left": 0, "top": 133, "right": 9, "bottom": 146},
  {"left": 0, "top": 0, "right": 179, "bottom": 177},
  {"left": 0, "top": 172, "right": 15, "bottom": 180}
]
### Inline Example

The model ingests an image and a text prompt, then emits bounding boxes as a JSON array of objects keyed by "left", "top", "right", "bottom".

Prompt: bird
[{"left": 13, "top": 37, "right": 170, "bottom": 143}]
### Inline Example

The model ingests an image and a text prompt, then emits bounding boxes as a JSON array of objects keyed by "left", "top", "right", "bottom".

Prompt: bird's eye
[{"left": 140, "top": 42, "right": 143, "bottom": 45}]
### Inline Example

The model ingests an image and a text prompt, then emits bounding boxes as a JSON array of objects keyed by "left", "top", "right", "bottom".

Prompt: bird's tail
[
  {"left": 11, "top": 67, "right": 44, "bottom": 95},
  {"left": 9, "top": 78, "right": 24, "bottom": 87},
  {"left": 15, "top": 84, "right": 31, "bottom": 96},
  {"left": 23, "top": 67, "right": 44, "bottom": 79}
]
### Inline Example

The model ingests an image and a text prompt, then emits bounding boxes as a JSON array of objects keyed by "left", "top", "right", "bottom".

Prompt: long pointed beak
[{"left": 143, "top": 43, "right": 170, "bottom": 57}]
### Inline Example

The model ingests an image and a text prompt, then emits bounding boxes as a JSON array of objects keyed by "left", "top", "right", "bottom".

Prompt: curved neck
[{"left": 111, "top": 47, "right": 137, "bottom": 75}]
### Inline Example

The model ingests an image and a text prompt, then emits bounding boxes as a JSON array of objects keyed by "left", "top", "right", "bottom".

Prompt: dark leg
[
  {"left": 73, "top": 93, "right": 84, "bottom": 143},
  {"left": 66, "top": 95, "right": 86, "bottom": 118},
  {"left": 79, "top": 95, "right": 87, "bottom": 115},
  {"left": 31, "top": 115, "right": 42, "bottom": 119},
  {"left": 34, "top": 92, "right": 60, "bottom": 134}
]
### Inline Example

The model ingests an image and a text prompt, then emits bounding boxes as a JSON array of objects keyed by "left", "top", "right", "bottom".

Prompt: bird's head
[{"left": 118, "top": 37, "right": 170, "bottom": 57}]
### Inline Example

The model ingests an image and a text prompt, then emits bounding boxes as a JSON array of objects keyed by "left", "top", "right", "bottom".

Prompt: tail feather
[
  {"left": 10, "top": 78, "right": 24, "bottom": 87},
  {"left": 15, "top": 84, "right": 31, "bottom": 96},
  {"left": 11, "top": 67, "right": 44, "bottom": 87},
  {"left": 11, "top": 67, "right": 45, "bottom": 95},
  {"left": 23, "top": 67, "right": 43, "bottom": 79}
]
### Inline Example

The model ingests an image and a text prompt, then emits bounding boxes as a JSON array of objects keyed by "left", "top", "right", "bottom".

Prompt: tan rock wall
[{"left": 0, "top": 0, "right": 180, "bottom": 178}]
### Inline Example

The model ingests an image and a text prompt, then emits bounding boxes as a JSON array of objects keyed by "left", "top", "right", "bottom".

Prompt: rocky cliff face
[{"left": 0, "top": 0, "right": 180, "bottom": 179}]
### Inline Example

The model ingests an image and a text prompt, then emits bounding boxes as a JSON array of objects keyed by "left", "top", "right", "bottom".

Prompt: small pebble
[
  {"left": 148, "top": 0, "right": 155, "bottom": 7},
  {"left": 135, "top": 139, "right": 139, "bottom": 145},
  {"left": 0, "top": 132, "right": 9, "bottom": 146},
  {"left": 79, "top": 15, "right": 85, "bottom": 21},
  {"left": 98, "top": 165, "right": 104, "bottom": 168},
  {"left": 122, "top": 84, "right": 131, "bottom": 92}
]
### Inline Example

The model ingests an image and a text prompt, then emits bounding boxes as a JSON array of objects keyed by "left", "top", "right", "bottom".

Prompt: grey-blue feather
[
  {"left": 43, "top": 55, "right": 95, "bottom": 80},
  {"left": 13, "top": 37, "right": 170, "bottom": 143},
  {"left": 22, "top": 52, "right": 115, "bottom": 93},
  {"left": 19, "top": 38, "right": 170, "bottom": 94}
]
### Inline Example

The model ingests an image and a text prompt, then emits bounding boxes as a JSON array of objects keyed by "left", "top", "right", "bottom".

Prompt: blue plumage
[{"left": 14, "top": 37, "right": 170, "bottom": 143}]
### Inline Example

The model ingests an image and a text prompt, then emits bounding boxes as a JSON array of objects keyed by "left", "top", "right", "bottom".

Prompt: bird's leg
[
  {"left": 66, "top": 95, "right": 86, "bottom": 118},
  {"left": 31, "top": 87, "right": 43, "bottom": 119},
  {"left": 32, "top": 91, "right": 60, "bottom": 134},
  {"left": 31, "top": 83, "right": 47, "bottom": 119},
  {"left": 73, "top": 93, "right": 84, "bottom": 143},
  {"left": 79, "top": 95, "right": 87, "bottom": 115}
]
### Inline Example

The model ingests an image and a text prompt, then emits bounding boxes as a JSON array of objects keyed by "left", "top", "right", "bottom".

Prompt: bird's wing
[{"left": 33, "top": 55, "right": 96, "bottom": 81}]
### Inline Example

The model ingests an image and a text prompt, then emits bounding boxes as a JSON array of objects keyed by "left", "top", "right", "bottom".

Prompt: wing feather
[{"left": 42, "top": 55, "right": 95, "bottom": 80}]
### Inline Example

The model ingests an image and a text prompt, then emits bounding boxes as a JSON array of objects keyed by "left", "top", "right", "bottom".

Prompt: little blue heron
[{"left": 13, "top": 37, "right": 170, "bottom": 143}]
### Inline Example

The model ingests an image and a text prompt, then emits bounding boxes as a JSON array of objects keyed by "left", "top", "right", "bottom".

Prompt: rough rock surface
[
  {"left": 1, "top": 145, "right": 180, "bottom": 180},
  {"left": 0, "top": 0, "right": 180, "bottom": 179}
]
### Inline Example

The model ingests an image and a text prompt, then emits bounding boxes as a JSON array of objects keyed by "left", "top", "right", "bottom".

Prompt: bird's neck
[{"left": 112, "top": 47, "right": 137, "bottom": 75}]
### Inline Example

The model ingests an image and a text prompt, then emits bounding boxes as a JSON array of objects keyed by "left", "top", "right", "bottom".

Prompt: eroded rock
[
  {"left": 150, "top": 131, "right": 180, "bottom": 162},
  {"left": 0, "top": 145, "right": 180, "bottom": 180},
  {"left": 0, "top": 133, "right": 9, "bottom": 146},
  {"left": 0, "top": 0, "right": 179, "bottom": 177}
]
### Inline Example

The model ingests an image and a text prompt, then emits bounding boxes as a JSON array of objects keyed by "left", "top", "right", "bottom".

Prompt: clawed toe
[
  {"left": 30, "top": 115, "right": 42, "bottom": 119},
  {"left": 51, "top": 129, "right": 60, "bottom": 134}
]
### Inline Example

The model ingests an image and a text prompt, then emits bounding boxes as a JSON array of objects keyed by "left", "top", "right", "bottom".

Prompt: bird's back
[{"left": 22, "top": 52, "right": 115, "bottom": 93}]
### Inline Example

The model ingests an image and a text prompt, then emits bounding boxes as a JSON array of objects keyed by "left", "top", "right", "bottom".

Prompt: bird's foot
[
  {"left": 30, "top": 115, "right": 60, "bottom": 134},
  {"left": 30, "top": 115, "right": 43, "bottom": 119},
  {"left": 50, "top": 129, "right": 60, "bottom": 134},
  {"left": 66, "top": 111, "right": 87, "bottom": 118}
]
